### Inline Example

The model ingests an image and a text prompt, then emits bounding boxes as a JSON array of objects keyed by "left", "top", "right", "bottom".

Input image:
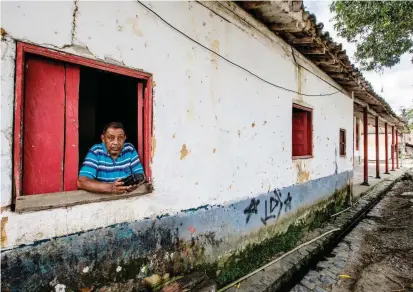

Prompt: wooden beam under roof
[
  {"left": 299, "top": 47, "right": 326, "bottom": 55},
  {"left": 238, "top": 0, "right": 406, "bottom": 130},
  {"left": 354, "top": 94, "right": 368, "bottom": 100},
  {"left": 346, "top": 86, "right": 365, "bottom": 92},
  {"left": 240, "top": 1, "right": 271, "bottom": 10},
  {"left": 337, "top": 53, "right": 347, "bottom": 60},
  {"left": 336, "top": 80, "right": 357, "bottom": 86},
  {"left": 330, "top": 73, "right": 352, "bottom": 80},
  {"left": 270, "top": 22, "right": 304, "bottom": 33},
  {"left": 314, "top": 59, "right": 337, "bottom": 66},
  {"left": 320, "top": 64, "right": 344, "bottom": 73},
  {"left": 291, "top": 37, "right": 315, "bottom": 44}
]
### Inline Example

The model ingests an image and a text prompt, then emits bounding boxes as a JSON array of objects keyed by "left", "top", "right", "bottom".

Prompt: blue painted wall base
[{"left": 1, "top": 171, "right": 352, "bottom": 291}]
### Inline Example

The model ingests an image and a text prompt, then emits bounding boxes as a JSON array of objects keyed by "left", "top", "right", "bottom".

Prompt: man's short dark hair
[{"left": 102, "top": 122, "right": 125, "bottom": 134}]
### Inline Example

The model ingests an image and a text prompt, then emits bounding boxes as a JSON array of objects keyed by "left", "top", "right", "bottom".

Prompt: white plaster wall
[
  {"left": 353, "top": 117, "right": 361, "bottom": 165},
  {"left": 1, "top": 1, "right": 353, "bottom": 248},
  {"left": 367, "top": 133, "right": 394, "bottom": 161},
  {"left": 1, "top": 1, "right": 74, "bottom": 48},
  {"left": 0, "top": 36, "right": 16, "bottom": 207},
  {"left": 294, "top": 68, "right": 353, "bottom": 180}
]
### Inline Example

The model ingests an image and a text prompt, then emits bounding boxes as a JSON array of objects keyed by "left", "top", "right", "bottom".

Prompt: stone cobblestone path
[{"left": 290, "top": 174, "right": 413, "bottom": 292}]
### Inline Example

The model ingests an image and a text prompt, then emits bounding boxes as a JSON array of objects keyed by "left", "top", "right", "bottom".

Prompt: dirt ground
[
  {"left": 333, "top": 172, "right": 413, "bottom": 292},
  {"left": 290, "top": 171, "right": 413, "bottom": 292}
]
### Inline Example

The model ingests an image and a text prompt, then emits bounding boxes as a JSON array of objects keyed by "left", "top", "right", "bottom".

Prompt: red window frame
[
  {"left": 292, "top": 104, "right": 313, "bottom": 159},
  {"left": 13, "top": 42, "right": 153, "bottom": 198},
  {"left": 339, "top": 129, "right": 346, "bottom": 156}
]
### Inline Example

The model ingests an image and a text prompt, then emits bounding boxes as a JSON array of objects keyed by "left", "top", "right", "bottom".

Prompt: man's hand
[
  {"left": 124, "top": 175, "right": 146, "bottom": 193},
  {"left": 109, "top": 179, "right": 130, "bottom": 194},
  {"left": 77, "top": 176, "right": 140, "bottom": 194},
  {"left": 127, "top": 184, "right": 139, "bottom": 193}
]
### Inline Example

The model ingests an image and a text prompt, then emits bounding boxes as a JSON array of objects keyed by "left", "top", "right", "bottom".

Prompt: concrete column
[
  {"left": 375, "top": 116, "right": 380, "bottom": 179},
  {"left": 391, "top": 126, "right": 395, "bottom": 171},
  {"left": 362, "top": 107, "right": 369, "bottom": 185},
  {"left": 396, "top": 130, "right": 399, "bottom": 169},
  {"left": 384, "top": 123, "right": 389, "bottom": 174}
]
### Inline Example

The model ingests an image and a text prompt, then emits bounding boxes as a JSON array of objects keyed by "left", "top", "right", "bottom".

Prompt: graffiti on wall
[
  {"left": 244, "top": 189, "right": 292, "bottom": 225},
  {"left": 243, "top": 198, "right": 260, "bottom": 224}
]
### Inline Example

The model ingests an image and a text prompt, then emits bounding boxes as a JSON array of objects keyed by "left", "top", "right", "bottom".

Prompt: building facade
[{"left": 0, "top": 1, "right": 405, "bottom": 291}]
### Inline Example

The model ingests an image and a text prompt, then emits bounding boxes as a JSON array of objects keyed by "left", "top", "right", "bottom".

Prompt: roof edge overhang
[{"left": 235, "top": 1, "right": 407, "bottom": 132}]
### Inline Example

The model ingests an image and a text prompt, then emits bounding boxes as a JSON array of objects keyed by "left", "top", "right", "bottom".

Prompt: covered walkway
[{"left": 353, "top": 159, "right": 412, "bottom": 197}]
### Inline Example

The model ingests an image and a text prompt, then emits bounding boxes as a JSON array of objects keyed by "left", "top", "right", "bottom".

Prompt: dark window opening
[
  {"left": 79, "top": 67, "right": 140, "bottom": 167},
  {"left": 340, "top": 129, "right": 346, "bottom": 156},
  {"left": 292, "top": 104, "right": 313, "bottom": 157}
]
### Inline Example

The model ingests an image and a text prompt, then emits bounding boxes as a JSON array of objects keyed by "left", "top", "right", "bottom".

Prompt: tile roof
[{"left": 236, "top": 1, "right": 407, "bottom": 131}]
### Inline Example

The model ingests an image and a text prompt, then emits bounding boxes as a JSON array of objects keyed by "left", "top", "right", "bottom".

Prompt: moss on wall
[
  {"left": 74, "top": 183, "right": 352, "bottom": 290},
  {"left": 195, "top": 183, "right": 351, "bottom": 288},
  {"left": 1, "top": 179, "right": 352, "bottom": 292}
]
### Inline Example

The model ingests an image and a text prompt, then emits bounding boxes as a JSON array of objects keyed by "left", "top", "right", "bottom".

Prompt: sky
[{"left": 304, "top": 1, "right": 413, "bottom": 114}]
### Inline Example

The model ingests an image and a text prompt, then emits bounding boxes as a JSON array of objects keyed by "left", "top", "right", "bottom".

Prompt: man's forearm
[{"left": 77, "top": 177, "right": 111, "bottom": 193}]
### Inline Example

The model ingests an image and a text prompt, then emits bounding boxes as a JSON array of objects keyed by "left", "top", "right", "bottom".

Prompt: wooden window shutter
[
  {"left": 23, "top": 56, "right": 79, "bottom": 195},
  {"left": 292, "top": 111, "right": 308, "bottom": 156}
]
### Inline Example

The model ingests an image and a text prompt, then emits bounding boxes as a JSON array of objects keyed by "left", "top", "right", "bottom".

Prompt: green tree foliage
[
  {"left": 400, "top": 103, "right": 413, "bottom": 130},
  {"left": 330, "top": 1, "right": 413, "bottom": 71}
]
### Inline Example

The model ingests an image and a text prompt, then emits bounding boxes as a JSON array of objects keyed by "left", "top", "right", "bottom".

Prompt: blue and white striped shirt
[{"left": 79, "top": 142, "right": 144, "bottom": 183}]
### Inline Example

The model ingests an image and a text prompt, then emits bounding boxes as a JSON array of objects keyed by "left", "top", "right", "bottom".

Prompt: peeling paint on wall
[
  {"left": 1, "top": 170, "right": 352, "bottom": 291},
  {"left": 210, "top": 39, "right": 220, "bottom": 63},
  {"left": 126, "top": 18, "right": 144, "bottom": 37},
  {"left": 151, "top": 136, "right": 156, "bottom": 160},
  {"left": 1, "top": 36, "right": 16, "bottom": 208},
  {"left": 1, "top": 216, "right": 8, "bottom": 247},
  {"left": 1, "top": 27, "right": 7, "bottom": 37},
  {"left": 180, "top": 144, "right": 189, "bottom": 160},
  {"left": 296, "top": 65, "right": 303, "bottom": 100},
  {"left": 296, "top": 161, "right": 310, "bottom": 183},
  {"left": 69, "top": 44, "right": 94, "bottom": 57},
  {"left": 71, "top": 0, "right": 79, "bottom": 43},
  {"left": 0, "top": 0, "right": 353, "bottom": 252}
]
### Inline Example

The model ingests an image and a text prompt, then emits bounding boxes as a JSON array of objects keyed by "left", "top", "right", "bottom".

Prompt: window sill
[
  {"left": 292, "top": 155, "right": 313, "bottom": 160},
  {"left": 15, "top": 183, "right": 153, "bottom": 213}
]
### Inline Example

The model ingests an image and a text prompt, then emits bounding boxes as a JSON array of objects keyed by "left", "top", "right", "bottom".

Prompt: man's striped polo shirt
[{"left": 79, "top": 142, "right": 144, "bottom": 183}]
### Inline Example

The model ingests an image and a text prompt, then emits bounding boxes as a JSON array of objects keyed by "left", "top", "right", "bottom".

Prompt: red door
[
  {"left": 23, "top": 56, "right": 79, "bottom": 195},
  {"left": 292, "top": 111, "right": 308, "bottom": 156}
]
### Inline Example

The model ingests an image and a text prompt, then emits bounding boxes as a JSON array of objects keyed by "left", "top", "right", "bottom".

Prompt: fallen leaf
[{"left": 339, "top": 274, "right": 352, "bottom": 279}]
